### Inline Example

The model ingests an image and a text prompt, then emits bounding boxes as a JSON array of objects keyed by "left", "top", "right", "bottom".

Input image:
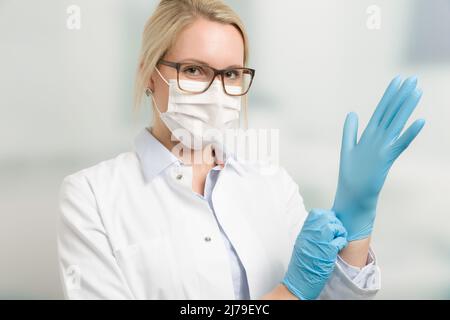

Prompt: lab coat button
[
  {"left": 204, "top": 236, "right": 211, "bottom": 242},
  {"left": 176, "top": 174, "right": 183, "bottom": 180}
]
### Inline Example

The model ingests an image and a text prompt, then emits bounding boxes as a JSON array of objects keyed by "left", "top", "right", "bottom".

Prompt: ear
[
  {"left": 147, "top": 69, "right": 156, "bottom": 92},
  {"left": 140, "top": 61, "right": 155, "bottom": 92}
]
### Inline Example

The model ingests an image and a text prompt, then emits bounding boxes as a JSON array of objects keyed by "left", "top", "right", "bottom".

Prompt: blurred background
[{"left": 0, "top": 0, "right": 449, "bottom": 299}]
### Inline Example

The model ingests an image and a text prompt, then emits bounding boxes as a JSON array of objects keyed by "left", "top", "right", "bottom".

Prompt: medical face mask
[{"left": 147, "top": 68, "right": 242, "bottom": 150}]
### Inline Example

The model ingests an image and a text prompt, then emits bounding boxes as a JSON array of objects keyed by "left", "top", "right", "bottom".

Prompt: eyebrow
[{"left": 179, "top": 58, "right": 244, "bottom": 69}]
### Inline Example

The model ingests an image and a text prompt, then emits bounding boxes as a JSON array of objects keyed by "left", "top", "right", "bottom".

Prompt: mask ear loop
[
  {"left": 145, "top": 87, "right": 164, "bottom": 118},
  {"left": 155, "top": 66, "right": 169, "bottom": 85},
  {"left": 145, "top": 66, "right": 170, "bottom": 115}
]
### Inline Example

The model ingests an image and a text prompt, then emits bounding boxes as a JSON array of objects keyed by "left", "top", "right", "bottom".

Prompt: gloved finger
[
  {"left": 330, "top": 236, "right": 348, "bottom": 251},
  {"left": 307, "top": 208, "right": 324, "bottom": 220},
  {"left": 326, "top": 209, "right": 337, "bottom": 218},
  {"left": 340, "top": 112, "right": 359, "bottom": 154},
  {"left": 386, "top": 88, "right": 423, "bottom": 141},
  {"left": 330, "top": 220, "right": 347, "bottom": 239},
  {"left": 390, "top": 118, "right": 426, "bottom": 160},
  {"left": 365, "top": 76, "right": 402, "bottom": 130},
  {"left": 379, "top": 76, "right": 418, "bottom": 129}
]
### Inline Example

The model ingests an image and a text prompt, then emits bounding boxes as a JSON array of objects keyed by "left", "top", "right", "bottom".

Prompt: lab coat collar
[
  {"left": 134, "top": 127, "right": 246, "bottom": 182},
  {"left": 134, "top": 127, "right": 180, "bottom": 182}
]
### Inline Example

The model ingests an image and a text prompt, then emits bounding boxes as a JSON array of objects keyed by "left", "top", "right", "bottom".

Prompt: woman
[{"left": 57, "top": 0, "right": 424, "bottom": 300}]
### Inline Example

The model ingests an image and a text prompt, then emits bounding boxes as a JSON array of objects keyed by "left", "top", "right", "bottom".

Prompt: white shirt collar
[{"left": 133, "top": 127, "right": 245, "bottom": 182}]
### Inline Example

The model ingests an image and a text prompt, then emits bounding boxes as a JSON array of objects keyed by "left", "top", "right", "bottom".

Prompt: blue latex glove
[
  {"left": 332, "top": 76, "right": 425, "bottom": 241},
  {"left": 282, "top": 208, "right": 348, "bottom": 300}
]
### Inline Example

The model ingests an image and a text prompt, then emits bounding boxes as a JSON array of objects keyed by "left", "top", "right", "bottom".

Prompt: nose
[{"left": 210, "top": 74, "right": 222, "bottom": 87}]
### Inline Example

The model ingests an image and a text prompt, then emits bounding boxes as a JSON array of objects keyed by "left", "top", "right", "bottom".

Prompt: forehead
[{"left": 165, "top": 17, "right": 245, "bottom": 69}]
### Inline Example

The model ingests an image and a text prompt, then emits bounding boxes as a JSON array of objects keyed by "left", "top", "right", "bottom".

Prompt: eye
[
  {"left": 181, "top": 65, "right": 204, "bottom": 77},
  {"left": 224, "top": 69, "right": 241, "bottom": 80}
]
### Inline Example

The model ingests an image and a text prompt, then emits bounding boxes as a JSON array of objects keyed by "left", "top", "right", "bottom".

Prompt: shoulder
[{"left": 59, "top": 151, "right": 142, "bottom": 197}]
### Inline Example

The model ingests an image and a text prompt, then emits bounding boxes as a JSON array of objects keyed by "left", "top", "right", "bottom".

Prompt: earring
[{"left": 145, "top": 87, "right": 153, "bottom": 97}]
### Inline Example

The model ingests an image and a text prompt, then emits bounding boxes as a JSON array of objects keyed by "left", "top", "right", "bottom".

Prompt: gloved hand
[
  {"left": 332, "top": 76, "right": 425, "bottom": 241},
  {"left": 282, "top": 208, "right": 348, "bottom": 300}
]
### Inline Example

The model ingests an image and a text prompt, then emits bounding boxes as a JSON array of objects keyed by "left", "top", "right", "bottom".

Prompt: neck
[{"left": 149, "top": 121, "right": 218, "bottom": 167}]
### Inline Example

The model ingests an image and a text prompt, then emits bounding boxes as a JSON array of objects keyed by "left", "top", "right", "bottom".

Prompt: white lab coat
[{"left": 57, "top": 129, "right": 380, "bottom": 300}]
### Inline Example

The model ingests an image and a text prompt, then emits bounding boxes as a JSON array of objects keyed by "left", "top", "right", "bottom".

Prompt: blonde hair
[{"left": 133, "top": 0, "right": 250, "bottom": 126}]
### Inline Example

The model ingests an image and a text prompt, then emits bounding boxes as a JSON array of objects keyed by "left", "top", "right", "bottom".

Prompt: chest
[{"left": 97, "top": 170, "right": 293, "bottom": 299}]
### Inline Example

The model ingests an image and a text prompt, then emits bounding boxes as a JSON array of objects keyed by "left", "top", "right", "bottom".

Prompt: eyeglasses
[{"left": 158, "top": 59, "right": 255, "bottom": 96}]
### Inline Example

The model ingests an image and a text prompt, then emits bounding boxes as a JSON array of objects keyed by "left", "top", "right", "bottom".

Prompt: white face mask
[{"left": 146, "top": 67, "right": 241, "bottom": 150}]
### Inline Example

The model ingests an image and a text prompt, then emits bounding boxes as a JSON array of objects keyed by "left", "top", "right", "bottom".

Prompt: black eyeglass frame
[{"left": 158, "top": 59, "right": 255, "bottom": 96}]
